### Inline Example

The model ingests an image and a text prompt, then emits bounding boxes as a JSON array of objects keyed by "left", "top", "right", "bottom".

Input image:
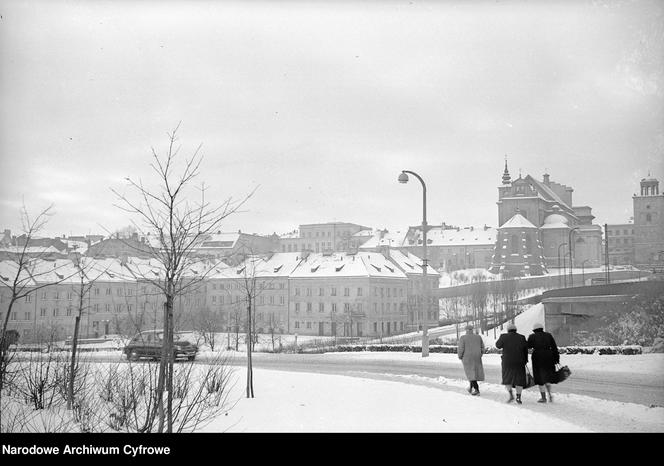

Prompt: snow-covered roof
[
  {"left": 540, "top": 213, "right": 570, "bottom": 229},
  {"left": 499, "top": 213, "right": 537, "bottom": 230},
  {"left": 289, "top": 252, "right": 407, "bottom": 279},
  {"left": 0, "top": 246, "right": 63, "bottom": 255},
  {"left": 359, "top": 230, "right": 408, "bottom": 249},
  {"left": 387, "top": 249, "right": 440, "bottom": 277},
  {"left": 411, "top": 226, "right": 496, "bottom": 246},
  {"left": 279, "top": 230, "right": 300, "bottom": 239},
  {"left": 197, "top": 233, "right": 240, "bottom": 249}
]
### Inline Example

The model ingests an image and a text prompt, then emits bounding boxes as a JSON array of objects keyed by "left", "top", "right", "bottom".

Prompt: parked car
[{"left": 123, "top": 330, "right": 198, "bottom": 361}]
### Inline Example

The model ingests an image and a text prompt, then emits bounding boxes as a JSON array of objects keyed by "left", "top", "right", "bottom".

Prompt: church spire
[{"left": 502, "top": 155, "right": 511, "bottom": 185}]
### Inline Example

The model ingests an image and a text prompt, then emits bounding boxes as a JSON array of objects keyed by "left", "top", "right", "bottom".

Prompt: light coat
[{"left": 457, "top": 331, "right": 485, "bottom": 381}]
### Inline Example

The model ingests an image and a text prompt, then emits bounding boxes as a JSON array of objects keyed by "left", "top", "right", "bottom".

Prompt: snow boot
[
  {"left": 471, "top": 388, "right": 480, "bottom": 396},
  {"left": 516, "top": 394, "right": 522, "bottom": 404},
  {"left": 507, "top": 392, "right": 515, "bottom": 403},
  {"left": 548, "top": 392, "right": 554, "bottom": 403},
  {"left": 538, "top": 392, "right": 547, "bottom": 403}
]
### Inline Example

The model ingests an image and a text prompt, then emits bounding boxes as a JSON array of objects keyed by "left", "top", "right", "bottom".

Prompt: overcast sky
[{"left": 1, "top": 0, "right": 662, "bottom": 239}]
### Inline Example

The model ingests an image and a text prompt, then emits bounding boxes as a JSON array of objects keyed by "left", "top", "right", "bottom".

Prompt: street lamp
[
  {"left": 398, "top": 170, "right": 430, "bottom": 358},
  {"left": 557, "top": 242, "right": 567, "bottom": 288},
  {"left": 568, "top": 227, "right": 580, "bottom": 287},
  {"left": 581, "top": 259, "right": 589, "bottom": 285}
]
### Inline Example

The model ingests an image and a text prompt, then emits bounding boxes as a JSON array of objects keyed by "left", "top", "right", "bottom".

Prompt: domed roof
[{"left": 541, "top": 213, "right": 569, "bottom": 229}]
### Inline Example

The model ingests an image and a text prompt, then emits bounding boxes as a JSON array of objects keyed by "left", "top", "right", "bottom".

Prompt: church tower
[{"left": 633, "top": 173, "right": 664, "bottom": 265}]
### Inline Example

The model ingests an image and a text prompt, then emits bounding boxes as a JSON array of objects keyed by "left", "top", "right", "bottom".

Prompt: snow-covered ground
[{"left": 203, "top": 365, "right": 663, "bottom": 433}]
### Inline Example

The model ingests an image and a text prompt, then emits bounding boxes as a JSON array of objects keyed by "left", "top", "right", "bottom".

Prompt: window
[
  {"left": 106, "top": 288, "right": 111, "bottom": 295},
  {"left": 306, "top": 302, "right": 312, "bottom": 313},
  {"left": 40, "top": 308, "right": 46, "bottom": 317},
  {"left": 25, "top": 295, "right": 32, "bottom": 303},
  {"left": 67, "top": 292, "right": 72, "bottom": 300},
  {"left": 54, "top": 292, "right": 59, "bottom": 299},
  {"left": 127, "top": 304, "right": 133, "bottom": 312},
  {"left": 357, "top": 303, "right": 362, "bottom": 312},
  {"left": 357, "top": 288, "right": 362, "bottom": 296},
  {"left": 295, "top": 303, "right": 300, "bottom": 313},
  {"left": 331, "top": 303, "right": 337, "bottom": 313},
  {"left": 295, "top": 322, "right": 300, "bottom": 329},
  {"left": 344, "top": 303, "right": 350, "bottom": 312},
  {"left": 295, "top": 288, "right": 300, "bottom": 296},
  {"left": 269, "top": 295, "right": 274, "bottom": 305},
  {"left": 280, "top": 296, "right": 285, "bottom": 305},
  {"left": 319, "top": 288, "right": 324, "bottom": 296},
  {"left": 116, "top": 304, "right": 122, "bottom": 312},
  {"left": 94, "top": 304, "right": 100, "bottom": 313},
  {"left": 53, "top": 308, "right": 59, "bottom": 317},
  {"left": 646, "top": 213, "right": 652, "bottom": 223},
  {"left": 306, "top": 288, "right": 311, "bottom": 296},
  {"left": 24, "top": 312, "right": 31, "bottom": 321},
  {"left": 319, "top": 302, "right": 324, "bottom": 312},
  {"left": 94, "top": 288, "right": 100, "bottom": 296},
  {"left": 306, "top": 322, "right": 312, "bottom": 329},
  {"left": 105, "top": 304, "right": 111, "bottom": 312},
  {"left": 331, "top": 287, "right": 337, "bottom": 296},
  {"left": 511, "top": 235, "right": 519, "bottom": 254},
  {"left": 66, "top": 307, "right": 72, "bottom": 316},
  {"left": 387, "top": 288, "right": 391, "bottom": 298},
  {"left": 42, "top": 291, "right": 48, "bottom": 299}
]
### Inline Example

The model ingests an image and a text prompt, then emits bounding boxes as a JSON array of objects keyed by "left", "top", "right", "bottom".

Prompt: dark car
[{"left": 123, "top": 330, "right": 198, "bottom": 362}]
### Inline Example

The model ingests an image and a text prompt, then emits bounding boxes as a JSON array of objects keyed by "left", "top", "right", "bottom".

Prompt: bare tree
[
  {"left": 111, "top": 123, "right": 254, "bottom": 432},
  {"left": 66, "top": 256, "right": 108, "bottom": 410},
  {"left": 0, "top": 204, "right": 79, "bottom": 431},
  {"left": 234, "top": 253, "right": 274, "bottom": 398},
  {"left": 192, "top": 307, "right": 225, "bottom": 351}
]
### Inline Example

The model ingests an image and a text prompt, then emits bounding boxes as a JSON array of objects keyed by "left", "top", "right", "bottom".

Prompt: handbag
[
  {"left": 524, "top": 366, "right": 536, "bottom": 389},
  {"left": 555, "top": 364, "right": 571, "bottom": 383}
]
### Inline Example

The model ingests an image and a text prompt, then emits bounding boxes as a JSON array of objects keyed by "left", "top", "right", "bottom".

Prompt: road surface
[{"left": 225, "top": 352, "right": 664, "bottom": 408}]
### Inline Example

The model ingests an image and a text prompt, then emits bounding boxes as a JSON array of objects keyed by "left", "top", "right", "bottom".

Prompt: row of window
[
  {"left": 211, "top": 295, "right": 286, "bottom": 305},
  {"left": 293, "top": 286, "right": 406, "bottom": 298}
]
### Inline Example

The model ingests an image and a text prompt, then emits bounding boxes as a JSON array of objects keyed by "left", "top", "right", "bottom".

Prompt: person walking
[
  {"left": 495, "top": 322, "right": 528, "bottom": 404},
  {"left": 457, "top": 324, "right": 485, "bottom": 396},
  {"left": 527, "top": 322, "right": 560, "bottom": 403}
]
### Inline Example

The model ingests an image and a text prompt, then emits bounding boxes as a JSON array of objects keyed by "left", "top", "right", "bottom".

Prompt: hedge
[{"left": 331, "top": 344, "right": 643, "bottom": 355}]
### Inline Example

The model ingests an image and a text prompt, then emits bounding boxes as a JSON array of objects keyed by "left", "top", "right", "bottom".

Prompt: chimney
[{"left": 543, "top": 173, "right": 550, "bottom": 186}]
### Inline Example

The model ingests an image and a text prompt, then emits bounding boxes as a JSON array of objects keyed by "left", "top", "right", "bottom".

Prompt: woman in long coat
[
  {"left": 457, "top": 324, "right": 485, "bottom": 395},
  {"left": 527, "top": 322, "right": 560, "bottom": 403},
  {"left": 495, "top": 322, "right": 528, "bottom": 404}
]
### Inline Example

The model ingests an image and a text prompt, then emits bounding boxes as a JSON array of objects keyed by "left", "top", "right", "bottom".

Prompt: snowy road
[{"left": 224, "top": 352, "right": 664, "bottom": 408}]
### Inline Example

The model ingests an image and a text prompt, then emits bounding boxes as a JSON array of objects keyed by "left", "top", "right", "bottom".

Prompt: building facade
[
  {"left": 279, "top": 222, "right": 372, "bottom": 254},
  {"left": 2, "top": 250, "right": 440, "bottom": 342},
  {"left": 492, "top": 161, "right": 603, "bottom": 275},
  {"left": 633, "top": 175, "right": 664, "bottom": 266}
]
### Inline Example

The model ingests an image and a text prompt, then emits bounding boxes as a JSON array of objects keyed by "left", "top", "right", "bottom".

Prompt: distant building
[
  {"left": 633, "top": 174, "right": 664, "bottom": 266},
  {"left": 490, "top": 161, "right": 603, "bottom": 276},
  {"left": 193, "top": 231, "right": 277, "bottom": 262},
  {"left": 360, "top": 225, "right": 496, "bottom": 272},
  {"left": 278, "top": 222, "right": 372, "bottom": 254},
  {"left": 606, "top": 223, "right": 635, "bottom": 266},
  {"left": 86, "top": 237, "right": 155, "bottom": 258}
]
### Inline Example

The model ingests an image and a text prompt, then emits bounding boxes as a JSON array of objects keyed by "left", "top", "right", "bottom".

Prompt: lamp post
[
  {"left": 557, "top": 242, "right": 567, "bottom": 288},
  {"left": 398, "top": 170, "right": 430, "bottom": 358},
  {"left": 568, "top": 227, "right": 580, "bottom": 287},
  {"left": 581, "top": 259, "right": 589, "bottom": 286}
]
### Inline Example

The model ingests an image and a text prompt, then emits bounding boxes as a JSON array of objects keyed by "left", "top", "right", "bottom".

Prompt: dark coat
[
  {"left": 495, "top": 330, "right": 528, "bottom": 387},
  {"left": 458, "top": 332, "right": 485, "bottom": 381},
  {"left": 527, "top": 329, "right": 560, "bottom": 385}
]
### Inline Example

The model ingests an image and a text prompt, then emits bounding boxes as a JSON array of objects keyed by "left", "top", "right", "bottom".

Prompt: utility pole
[{"left": 604, "top": 223, "right": 610, "bottom": 284}]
